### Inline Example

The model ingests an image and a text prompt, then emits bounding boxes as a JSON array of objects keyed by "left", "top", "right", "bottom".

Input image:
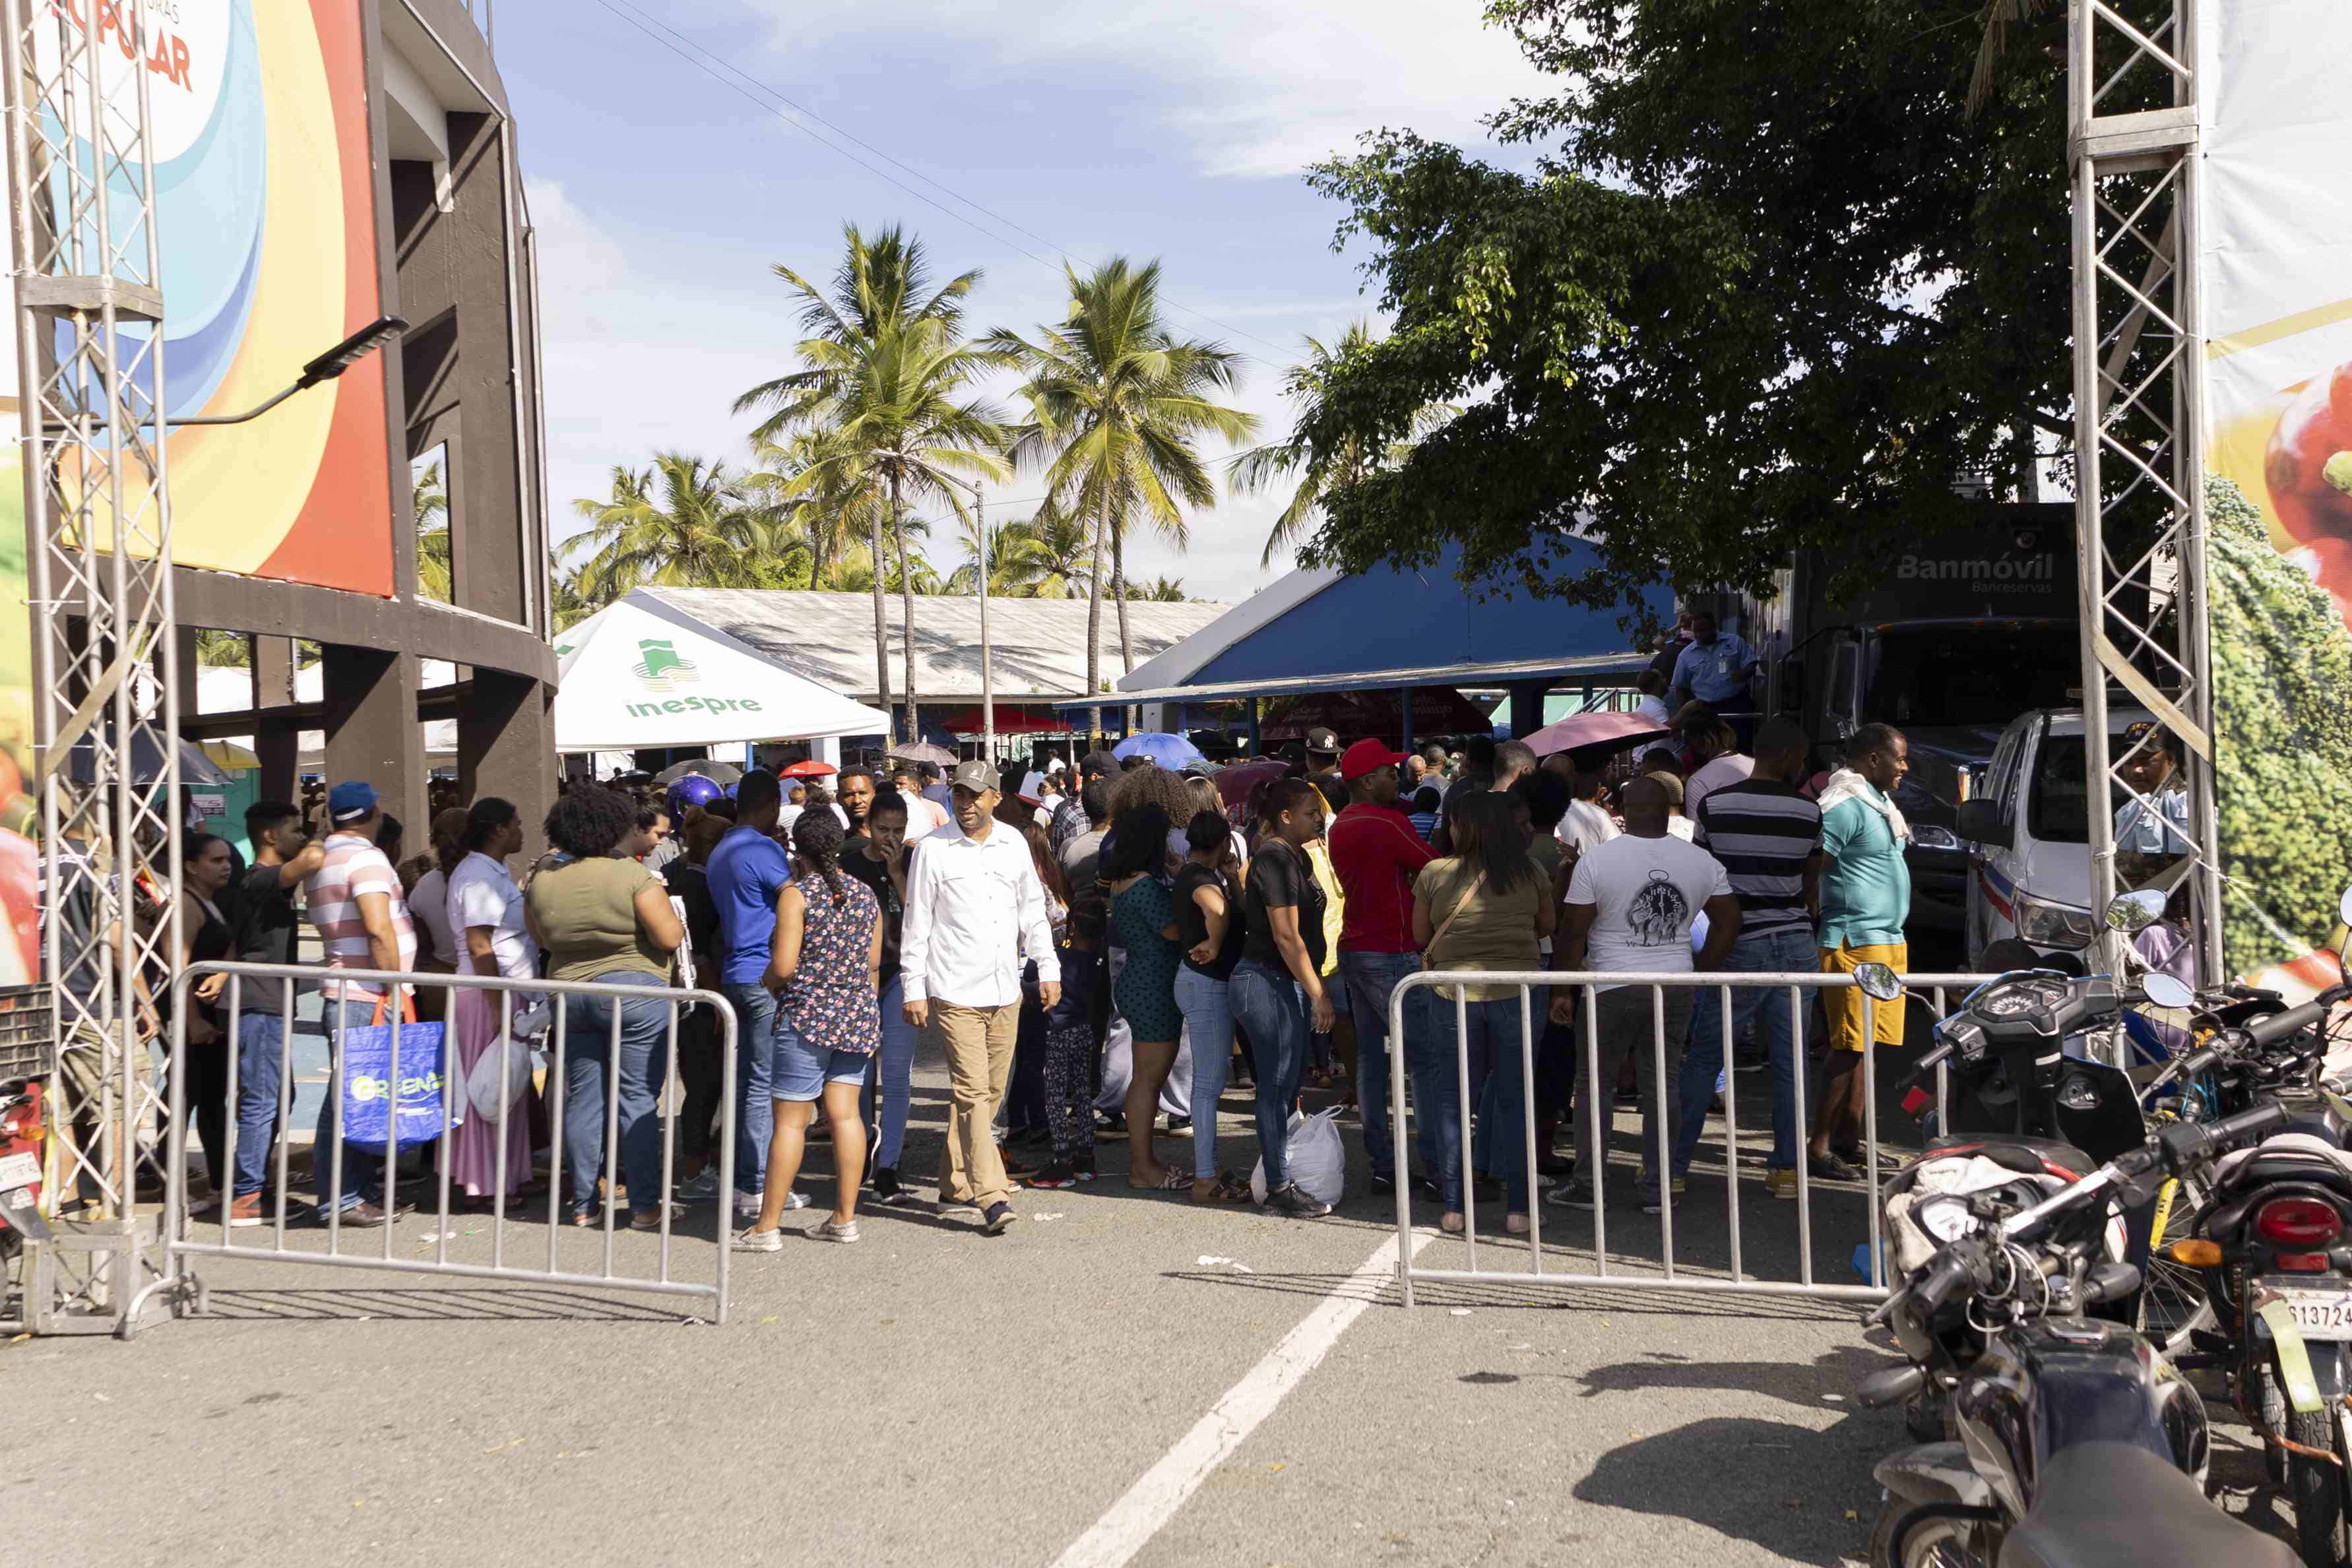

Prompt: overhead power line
[{"left": 587, "top": 0, "right": 1298, "bottom": 362}]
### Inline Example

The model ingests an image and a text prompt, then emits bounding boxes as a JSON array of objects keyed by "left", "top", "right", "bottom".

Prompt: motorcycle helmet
[{"left": 667, "top": 773, "right": 725, "bottom": 822}]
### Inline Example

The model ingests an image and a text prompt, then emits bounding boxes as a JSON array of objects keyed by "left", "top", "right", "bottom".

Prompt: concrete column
[
  {"left": 457, "top": 668, "right": 556, "bottom": 863},
  {"left": 321, "top": 644, "right": 426, "bottom": 840},
  {"left": 1508, "top": 681, "right": 1546, "bottom": 740},
  {"left": 1399, "top": 687, "right": 1415, "bottom": 755},
  {"left": 1245, "top": 697, "right": 1260, "bottom": 757},
  {"left": 251, "top": 636, "right": 300, "bottom": 803}
]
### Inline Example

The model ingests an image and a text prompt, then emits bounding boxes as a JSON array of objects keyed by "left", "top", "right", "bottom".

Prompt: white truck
[{"left": 1953, "top": 706, "right": 2167, "bottom": 968}]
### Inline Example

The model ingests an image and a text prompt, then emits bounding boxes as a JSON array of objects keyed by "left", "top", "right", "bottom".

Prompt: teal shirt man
[{"left": 1818, "top": 785, "right": 1910, "bottom": 949}]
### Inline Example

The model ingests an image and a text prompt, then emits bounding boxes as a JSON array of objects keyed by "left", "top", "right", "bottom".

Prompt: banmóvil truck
[{"left": 1732, "top": 503, "right": 2087, "bottom": 932}]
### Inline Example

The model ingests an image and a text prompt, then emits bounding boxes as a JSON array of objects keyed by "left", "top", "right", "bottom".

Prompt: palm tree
[
  {"left": 413, "top": 459, "right": 452, "bottom": 602},
  {"left": 1014, "top": 499, "right": 1098, "bottom": 600},
  {"left": 1129, "top": 576, "right": 1188, "bottom": 602},
  {"left": 736, "top": 226, "right": 1008, "bottom": 741},
  {"left": 562, "top": 454, "right": 798, "bottom": 604},
  {"left": 195, "top": 629, "right": 249, "bottom": 667},
  {"left": 988, "top": 257, "right": 1257, "bottom": 736},
  {"left": 1228, "top": 322, "right": 1459, "bottom": 569},
  {"left": 550, "top": 566, "right": 598, "bottom": 631},
  {"left": 947, "top": 516, "right": 1051, "bottom": 597}
]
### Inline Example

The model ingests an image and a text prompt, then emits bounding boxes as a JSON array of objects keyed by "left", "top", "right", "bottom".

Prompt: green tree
[
  {"left": 194, "top": 629, "right": 249, "bottom": 667},
  {"left": 561, "top": 454, "right": 802, "bottom": 605},
  {"left": 988, "top": 258, "right": 1257, "bottom": 734},
  {"left": 1285, "top": 0, "right": 2120, "bottom": 617},
  {"left": 1228, "top": 322, "right": 1455, "bottom": 569},
  {"left": 1127, "top": 576, "right": 1188, "bottom": 602},
  {"left": 947, "top": 515, "right": 1051, "bottom": 598},
  {"left": 413, "top": 459, "right": 452, "bottom": 602},
  {"left": 737, "top": 224, "right": 1007, "bottom": 741}
]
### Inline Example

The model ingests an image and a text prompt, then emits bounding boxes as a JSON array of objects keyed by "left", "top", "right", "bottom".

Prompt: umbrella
[
  {"left": 66, "top": 730, "right": 232, "bottom": 788},
  {"left": 201, "top": 739, "right": 261, "bottom": 772},
  {"left": 779, "top": 759, "right": 838, "bottom": 778},
  {"left": 887, "top": 741, "right": 957, "bottom": 766},
  {"left": 653, "top": 759, "right": 743, "bottom": 788},
  {"left": 1211, "top": 759, "right": 1289, "bottom": 815},
  {"left": 1519, "top": 710, "right": 1669, "bottom": 759},
  {"left": 1112, "top": 731, "right": 1204, "bottom": 768}
]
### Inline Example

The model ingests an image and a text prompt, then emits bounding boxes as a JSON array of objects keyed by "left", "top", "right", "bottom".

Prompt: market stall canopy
[
  {"left": 930, "top": 703, "right": 1073, "bottom": 734},
  {"left": 553, "top": 594, "right": 892, "bottom": 752}
]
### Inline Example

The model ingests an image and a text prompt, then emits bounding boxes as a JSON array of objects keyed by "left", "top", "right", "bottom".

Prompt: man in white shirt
[
  {"left": 1548, "top": 775, "right": 1740, "bottom": 1214},
  {"left": 1682, "top": 718, "right": 1756, "bottom": 822},
  {"left": 901, "top": 759, "right": 1062, "bottom": 1236}
]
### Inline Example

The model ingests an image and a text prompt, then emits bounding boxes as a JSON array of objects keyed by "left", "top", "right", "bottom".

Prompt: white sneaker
[
  {"left": 811, "top": 1218, "right": 859, "bottom": 1243},
  {"left": 730, "top": 1226, "right": 782, "bottom": 1253},
  {"left": 734, "top": 1189, "right": 808, "bottom": 1219}
]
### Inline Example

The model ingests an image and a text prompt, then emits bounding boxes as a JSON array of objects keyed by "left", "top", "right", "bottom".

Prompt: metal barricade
[
  {"left": 130, "top": 961, "right": 738, "bottom": 1329},
  {"left": 1386, "top": 968, "right": 1991, "bottom": 1307}
]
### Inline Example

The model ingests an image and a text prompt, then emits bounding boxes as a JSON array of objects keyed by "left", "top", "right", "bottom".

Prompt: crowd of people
[{"left": 154, "top": 694, "right": 1923, "bottom": 1248}]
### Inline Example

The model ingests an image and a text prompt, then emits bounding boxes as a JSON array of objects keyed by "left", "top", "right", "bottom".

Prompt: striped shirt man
[
  {"left": 1691, "top": 778, "right": 1822, "bottom": 940},
  {"left": 305, "top": 831, "right": 417, "bottom": 1000}
]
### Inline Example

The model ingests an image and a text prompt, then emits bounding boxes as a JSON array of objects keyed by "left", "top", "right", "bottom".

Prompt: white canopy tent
[{"left": 554, "top": 592, "right": 892, "bottom": 752}]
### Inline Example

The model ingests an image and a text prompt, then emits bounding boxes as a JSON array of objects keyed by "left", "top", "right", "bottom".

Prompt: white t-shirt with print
[
  {"left": 1556, "top": 798, "right": 1621, "bottom": 853},
  {"left": 1565, "top": 832, "right": 1733, "bottom": 991}
]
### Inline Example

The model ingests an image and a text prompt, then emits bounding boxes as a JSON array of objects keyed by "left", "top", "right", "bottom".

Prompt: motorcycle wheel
[
  {"left": 2289, "top": 1407, "right": 2349, "bottom": 1568},
  {"left": 2134, "top": 1174, "right": 2213, "bottom": 1355},
  {"left": 1869, "top": 1495, "right": 1990, "bottom": 1568}
]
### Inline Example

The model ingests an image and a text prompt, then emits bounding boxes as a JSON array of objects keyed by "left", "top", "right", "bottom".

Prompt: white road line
[{"left": 1050, "top": 1227, "right": 1432, "bottom": 1568}]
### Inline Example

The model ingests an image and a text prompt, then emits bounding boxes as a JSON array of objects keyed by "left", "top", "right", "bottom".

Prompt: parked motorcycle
[{"left": 1861, "top": 1099, "right": 2299, "bottom": 1568}]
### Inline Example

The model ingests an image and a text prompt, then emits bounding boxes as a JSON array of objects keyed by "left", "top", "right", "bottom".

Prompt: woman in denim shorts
[{"left": 736, "top": 811, "right": 881, "bottom": 1249}]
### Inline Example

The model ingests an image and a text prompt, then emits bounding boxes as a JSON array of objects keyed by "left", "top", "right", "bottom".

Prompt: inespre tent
[{"left": 553, "top": 593, "right": 892, "bottom": 751}]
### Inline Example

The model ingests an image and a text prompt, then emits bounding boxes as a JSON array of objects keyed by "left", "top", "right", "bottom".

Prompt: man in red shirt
[{"left": 1325, "top": 737, "right": 1436, "bottom": 1197}]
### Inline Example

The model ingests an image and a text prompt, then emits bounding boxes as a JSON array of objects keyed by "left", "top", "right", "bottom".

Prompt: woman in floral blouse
[{"left": 737, "top": 810, "right": 882, "bottom": 1250}]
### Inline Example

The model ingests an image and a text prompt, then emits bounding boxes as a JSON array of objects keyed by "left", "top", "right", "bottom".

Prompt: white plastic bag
[
  {"left": 1250, "top": 1106, "right": 1347, "bottom": 1207},
  {"left": 466, "top": 1033, "right": 538, "bottom": 1123}
]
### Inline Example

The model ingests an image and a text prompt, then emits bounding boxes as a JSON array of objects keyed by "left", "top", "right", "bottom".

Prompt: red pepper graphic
[{"left": 2264, "top": 356, "right": 2352, "bottom": 603}]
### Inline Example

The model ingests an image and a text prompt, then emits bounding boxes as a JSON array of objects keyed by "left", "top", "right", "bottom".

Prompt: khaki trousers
[{"left": 935, "top": 1000, "right": 1021, "bottom": 1208}]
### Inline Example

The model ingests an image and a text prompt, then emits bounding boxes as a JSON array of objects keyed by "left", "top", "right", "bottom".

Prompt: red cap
[{"left": 1339, "top": 738, "right": 1410, "bottom": 781}]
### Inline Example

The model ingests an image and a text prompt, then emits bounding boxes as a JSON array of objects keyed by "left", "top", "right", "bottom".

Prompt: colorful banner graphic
[
  {"left": 2198, "top": 0, "right": 2352, "bottom": 976},
  {"left": 15, "top": 1, "right": 394, "bottom": 596}
]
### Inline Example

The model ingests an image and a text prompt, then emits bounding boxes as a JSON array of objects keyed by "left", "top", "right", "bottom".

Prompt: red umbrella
[
  {"left": 1520, "top": 710, "right": 1669, "bottom": 759},
  {"left": 1211, "top": 760, "right": 1292, "bottom": 829},
  {"left": 779, "top": 759, "right": 839, "bottom": 778}
]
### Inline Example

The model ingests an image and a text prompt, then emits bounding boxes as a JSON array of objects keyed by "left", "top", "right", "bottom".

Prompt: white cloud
[{"left": 746, "top": 0, "right": 1547, "bottom": 179}]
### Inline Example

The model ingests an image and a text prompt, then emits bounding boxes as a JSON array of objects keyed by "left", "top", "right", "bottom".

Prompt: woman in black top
[
  {"left": 1172, "top": 807, "right": 1250, "bottom": 1203},
  {"left": 177, "top": 832, "right": 239, "bottom": 1212},
  {"left": 1229, "top": 778, "right": 1335, "bottom": 1218}
]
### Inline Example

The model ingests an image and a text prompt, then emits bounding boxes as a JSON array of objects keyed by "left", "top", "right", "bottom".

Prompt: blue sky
[{"left": 495, "top": 0, "right": 1547, "bottom": 604}]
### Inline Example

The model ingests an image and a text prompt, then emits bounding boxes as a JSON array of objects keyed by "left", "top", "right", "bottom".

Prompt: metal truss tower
[
  {"left": 3, "top": 0, "right": 181, "bottom": 1334},
  {"left": 2068, "top": 0, "right": 2223, "bottom": 982}
]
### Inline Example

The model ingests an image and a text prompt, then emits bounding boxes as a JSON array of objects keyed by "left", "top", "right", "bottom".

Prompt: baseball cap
[
  {"left": 1338, "top": 739, "right": 1410, "bottom": 782},
  {"left": 1079, "top": 749, "right": 1119, "bottom": 779},
  {"left": 949, "top": 759, "right": 996, "bottom": 794},
  {"left": 1306, "top": 726, "right": 1341, "bottom": 757},
  {"left": 327, "top": 780, "right": 379, "bottom": 825}
]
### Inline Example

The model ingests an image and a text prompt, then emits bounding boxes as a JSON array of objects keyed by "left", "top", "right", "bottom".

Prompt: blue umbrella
[{"left": 1112, "top": 731, "right": 1204, "bottom": 768}]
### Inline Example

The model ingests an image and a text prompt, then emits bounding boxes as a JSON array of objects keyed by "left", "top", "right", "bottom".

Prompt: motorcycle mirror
[
  {"left": 2141, "top": 974, "right": 2194, "bottom": 1011},
  {"left": 2339, "top": 884, "right": 2352, "bottom": 929},
  {"left": 2104, "top": 889, "right": 2166, "bottom": 933},
  {"left": 1852, "top": 961, "right": 1904, "bottom": 1003},
  {"left": 1855, "top": 1362, "right": 1926, "bottom": 1409}
]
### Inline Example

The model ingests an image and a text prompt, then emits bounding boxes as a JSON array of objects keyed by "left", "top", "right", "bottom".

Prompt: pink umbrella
[{"left": 1521, "top": 710, "right": 1670, "bottom": 759}]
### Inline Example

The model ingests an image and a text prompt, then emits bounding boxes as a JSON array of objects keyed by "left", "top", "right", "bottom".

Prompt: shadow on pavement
[
  {"left": 1573, "top": 1413, "right": 1878, "bottom": 1567},
  {"left": 1570, "top": 1343, "right": 1892, "bottom": 1409},
  {"left": 205, "top": 1286, "right": 707, "bottom": 1323}
]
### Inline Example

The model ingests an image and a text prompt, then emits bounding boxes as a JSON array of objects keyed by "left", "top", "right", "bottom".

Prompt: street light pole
[{"left": 942, "top": 474, "right": 992, "bottom": 765}]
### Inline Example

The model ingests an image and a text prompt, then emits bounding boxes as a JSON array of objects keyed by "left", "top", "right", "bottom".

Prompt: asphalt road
[{"left": 1, "top": 1032, "right": 2302, "bottom": 1567}]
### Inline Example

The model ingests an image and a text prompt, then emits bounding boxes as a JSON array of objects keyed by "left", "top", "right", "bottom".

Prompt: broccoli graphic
[{"left": 2209, "top": 472, "right": 2352, "bottom": 974}]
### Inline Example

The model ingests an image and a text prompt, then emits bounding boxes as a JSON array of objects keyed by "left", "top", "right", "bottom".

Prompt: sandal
[
  {"left": 1190, "top": 1171, "right": 1250, "bottom": 1205},
  {"left": 1131, "top": 1168, "right": 1194, "bottom": 1192}
]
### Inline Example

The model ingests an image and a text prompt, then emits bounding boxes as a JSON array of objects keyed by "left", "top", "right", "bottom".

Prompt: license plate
[
  {"left": 2265, "top": 1281, "right": 2352, "bottom": 1341},
  {"left": 0, "top": 1151, "right": 37, "bottom": 1190}
]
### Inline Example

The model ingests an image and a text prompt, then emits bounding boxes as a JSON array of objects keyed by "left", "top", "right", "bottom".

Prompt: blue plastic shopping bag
[{"left": 336, "top": 994, "right": 462, "bottom": 1152}]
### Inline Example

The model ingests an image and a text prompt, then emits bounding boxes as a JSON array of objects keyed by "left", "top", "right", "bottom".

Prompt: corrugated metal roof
[
  {"left": 1067, "top": 650, "right": 1653, "bottom": 706},
  {"left": 637, "top": 588, "right": 1230, "bottom": 704}
]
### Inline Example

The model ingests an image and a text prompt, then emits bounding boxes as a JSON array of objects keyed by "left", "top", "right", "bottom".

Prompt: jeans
[
  {"left": 1007, "top": 960, "right": 1050, "bottom": 1134},
  {"left": 233, "top": 1012, "right": 286, "bottom": 1198},
  {"left": 1423, "top": 992, "right": 1536, "bottom": 1214},
  {"left": 1338, "top": 950, "right": 1425, "bottom": 1181},
  {"left": 312, "top": 996, "right": 393, "bottom": 1212},
  {"left": 1672, "top": 926, "right": 1816, "bottom": 1176},
  {"left": 563, "top": 971, "right": 674, "bottom": 1216},
  {"left": 721, "top": 982, "right": 780, "bottom": 1198},
  {"left": 860, "top": 974, "right": 918, "bottom": 1169},
  {"left": 1469, "top": 986, "right": 1545, "bottom": 1179},
  {"left": 1230, "top": 958, "right": 1308, "bottom": 1191},
  {"left": 1173, "top": 966, "right": 1232, "bottom": 1180},
  {"left": 1571, "top": 985, "right": 1692, "bottom": 1190}
]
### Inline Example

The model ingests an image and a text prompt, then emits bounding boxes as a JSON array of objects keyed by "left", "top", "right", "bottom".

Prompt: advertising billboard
[
  {"left": 2199, "top": 0, "right": 2352, "bottom": 976},
  {"left": 6, "top": 0, "right": 394, "bottom": 598}
]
